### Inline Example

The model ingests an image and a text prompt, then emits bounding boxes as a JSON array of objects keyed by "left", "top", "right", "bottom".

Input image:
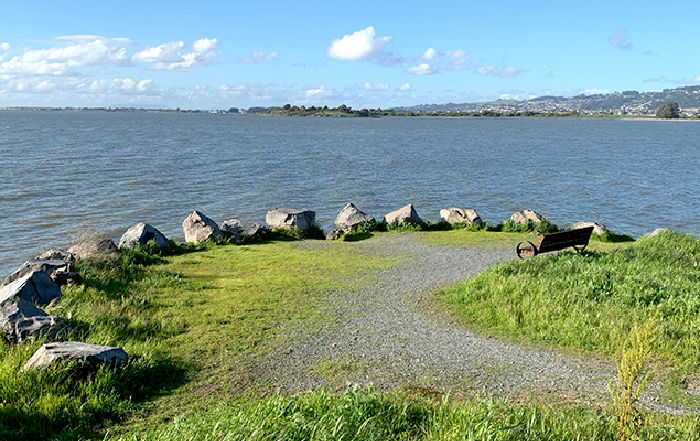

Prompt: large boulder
[
  {"left": 0, "top": 271, "right": 61, "bottom": 307},
  {"left": 23, "top": 341, "right": 129, "bottom": 370},
  {"left": 182, "top": 211, "right": 222, "bottom": 243},
  {"left": 0, "top": 301, "right": 69, "bottom": 343},
  {"left": 384, "top": 204, "right": 421, "bottom": 225},
  {"left": 572, "top": 221, "right": 607, "bottom": 235},
  {"left": 335, "top": 203, "right": 374, "bottom": 231},
  {"left": 3, "top": 259, "right": 73, "bottom": 286},
  {"left": 68, "top": 238, "right": 118, "bottom": 259},
  {"left": 439, "top": 207, "right": 483, "bottom": 227},
  {"left": 266, "top": 208, "right": 316, "bottom": 231},
  {"left": 510, "top": 210, "right": 544, "bottom": 225},
  {"left": 119, "top": 222, "right": 169, "bottom": 249},
  {"left": 220, "top": 219, "right": 268, "bottom": 242}
]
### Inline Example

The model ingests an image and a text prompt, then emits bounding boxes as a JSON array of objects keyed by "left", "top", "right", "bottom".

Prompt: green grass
[
  {"left": 437, "top": 231, "right": 700, "bottom": 373},
  {"left": 115, "top": 387, "right": 700, "bottom": 441},
  {"left": 4, "top": 230, "right": 699, "bottom": 439},
  {"left": 0, "top": 239, "right": 394, "bottom": 440}
]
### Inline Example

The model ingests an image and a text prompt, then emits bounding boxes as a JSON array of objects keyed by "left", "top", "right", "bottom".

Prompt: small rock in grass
[
  {"left": 23, "top": 341, "right": 129, "bottom": 370},
  {"left": 439, "top": 207, "right": 483, "bottom": 227},
  {"left": 182, "top": 211, "right": 222, "bottom": 243},
  {"left": 266, "top": 208, "right": 316, "bottom": 231},
  {"left": 119, "top": 222, "right": 169, "bottom": 249},
  {"left": 572, "top": 222, "right": 607, "bottom": 235},
  {"left": 335, "top": 203, "right": 374, "bottom": 231},
  {"left": 384, "top": 204, "right": 421, "bottom": 225},
  {"left": 0, "top": 271, "right": 61, "bottom": 307},
  {"left": 35, "top": 249, "right": 75, "bottom": 263},
  {"left": 326, "top": 229, "right": 345, "bottom": 240},
  {"left": 510, "top": 210, "right": 544, "bottom": 225},
  {"left": 645, "top": 228, "right": 669, "bottom": 238},
  {"left": 68, "top": 238, "right": 118, "bottom": 259},
  {"left": 0, "top": 301, "right": 69, "bottom": 343}
]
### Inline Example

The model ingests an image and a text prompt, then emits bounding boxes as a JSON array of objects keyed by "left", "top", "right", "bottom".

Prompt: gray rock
[
  {"left": 510, "top": 210, "right": 544, "bottom": 225},
  {"left": 326, "top": 229, "right": 345, "bottom": 241},
  {"left": 4, "top": 259, "right": 72, "bottom": 286},
  {"left": 182, "top": 211, "right": 222, "bottom": 243},
  {"left": 645, "top": 228, "right": 669, "bottom": 238},
  {"left": 35, "top": 249, "right": 75, "bottom": 263},
  {"left": 384, "top": 204, "right": 421, "bottom": 225},
  {"left": 572, "top": 221, "right": 607, "bottom": 235},
  {"left": 23, "top": 341, "right": 129, "bottom": 370},
  {"left": 119, "top": 222, "right": 169, "bottom": 249},
  {"left": 221, "top": 219, "right": 268, "bottom": 241},
  {"left": 335, "top": 203, "right": 374, "bottom": 231},
  {"left": 266, "top": 208, "right": 316, "bottom": 231},
  {"left": 0, "top": 301, "right": 69, "bottom": 343},
  {"left": 68, "top": 238, "right": 118, "bottom": 259},
  {"left": 439, "top": 207, "right": 483, "bottom": 227},
  {"left": 0, "top": 271, "right": 61, "bottom": 307}
]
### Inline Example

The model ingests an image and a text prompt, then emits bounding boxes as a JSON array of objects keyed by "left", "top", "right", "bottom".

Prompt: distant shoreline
[{"left": 1, "top": 108, "right": 699, "bottom": 121}]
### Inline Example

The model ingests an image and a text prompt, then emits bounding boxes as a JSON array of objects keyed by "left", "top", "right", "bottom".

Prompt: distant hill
[{"left": 394, "top": 85, "right": 700, "bottom": 116}]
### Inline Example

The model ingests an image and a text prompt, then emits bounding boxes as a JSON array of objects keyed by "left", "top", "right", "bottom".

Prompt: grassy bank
[
  {"left": 437, "top": 231, "right": 700, "bottom": 373},
  {"left": 3, "top": 229, "right": 698, "bottom": 439},
  {"left": 0, "top": 240, "right": 394, "bottom": 440},
  {"left": 117, "top": 387, "right": 700, "bottom": 441}
]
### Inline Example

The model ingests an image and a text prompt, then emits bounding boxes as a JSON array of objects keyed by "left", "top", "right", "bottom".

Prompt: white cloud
[
  {"left": 421, "top": 47, "right": 438, "bottom": 60},
  {"left": 363, "top": 82, "right": 389, "bottom": 91},
  {"left": 305, "top": 85, "right": 333, "bottom": 98},
  {"left": 476, "top": 65, "right": 524, "bottom": 78},
  {"left": 327, "top": 26, "right": 400, "bottom": 66},
  {"left": 408, "top": 48, "right": 475, "bottom": 75},
  {"left": 132, "top": 38, "right": 219, "bottom": 71},
  {"left": 607, "top": 29, "right": 633, "bottom": 51},
  {"left": 398, "top": 82, "right": 411, "bottom": 91},
  {"left": 132, "top": 41, "right": 185, "bottom": 64},
  {"left": 499, "top": 92, "right": 537, "bottom": 100},
  {"left": 583, "top": 88, "right": 611, "bottom": 94},
  {"left": 0, "top": 37, "right": 130, "bottom": 76},
  {"left": 0, "top": 42, "right": 9, "bottom": 62},
  {"left": 0, "top": 36, "right": 220, "bottom": 78},
  {"left": 408, "top": 47, "right": 524, "bottom": 78},
  {"left": 407, "top": 63, "right": 435, "bottom": 75},
  {"left": 236, "top": 51, "right": 278, "bottom": 64},
  {"left": 87, "top": 78, "right": 155, "bottom": 93},
  {"left": 443, "top": 50, "right": 472, "bottom": 70},
  {"left": 327, "top": 26, "right": 390, "bottom": 60}
]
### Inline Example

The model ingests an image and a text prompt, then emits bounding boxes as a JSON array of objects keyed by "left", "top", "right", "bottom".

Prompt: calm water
[{"left": 1, "top": 112, "right": 698, "bottom": 276}]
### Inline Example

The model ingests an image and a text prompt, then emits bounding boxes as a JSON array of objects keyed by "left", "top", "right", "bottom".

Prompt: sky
[{"left": 1, "top": 1, "right": 699, "bottom": 109}]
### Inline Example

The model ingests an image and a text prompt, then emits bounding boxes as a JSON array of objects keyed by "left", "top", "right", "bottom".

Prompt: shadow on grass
[
  {"left": 0, "top": 354, "right": 188, "bottom": 441},
  {"left": 342, "top": 232, "right": 374, "bottom": 242}
]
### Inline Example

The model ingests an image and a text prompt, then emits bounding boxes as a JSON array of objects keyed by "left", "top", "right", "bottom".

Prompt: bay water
[{"left": 1, "top": 111, "right": 698, "bottom": 277}]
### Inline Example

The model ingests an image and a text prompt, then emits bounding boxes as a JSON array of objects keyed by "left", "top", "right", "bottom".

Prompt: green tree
[
  {"left": 656, "top": 102, "right": 680, "bottom": 118},
  {"left": 282, "top": 104, "right": 291, "bottom": 111}
]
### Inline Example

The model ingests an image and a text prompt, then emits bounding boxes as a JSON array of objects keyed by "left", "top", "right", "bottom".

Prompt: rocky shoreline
[{"left": 0, "top": 201, "right": 664, "bottom": 375}]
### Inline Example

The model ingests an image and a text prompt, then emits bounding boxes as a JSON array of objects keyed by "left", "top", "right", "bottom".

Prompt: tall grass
[
  {"left": 116, "top": 387, "right": 700, "bottom": 441},
  {"left": 438, "top": 231, "right": 700, "bottom": 372}
]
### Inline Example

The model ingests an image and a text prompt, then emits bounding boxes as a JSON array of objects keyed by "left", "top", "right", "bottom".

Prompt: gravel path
[{"left": 256, "top": 233, "right": 689, "bottom": 413}]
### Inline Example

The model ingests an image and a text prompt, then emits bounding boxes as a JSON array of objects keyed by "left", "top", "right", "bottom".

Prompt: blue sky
[{"left": 1, "top": 1, "right": 698, "bottom": 109}]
